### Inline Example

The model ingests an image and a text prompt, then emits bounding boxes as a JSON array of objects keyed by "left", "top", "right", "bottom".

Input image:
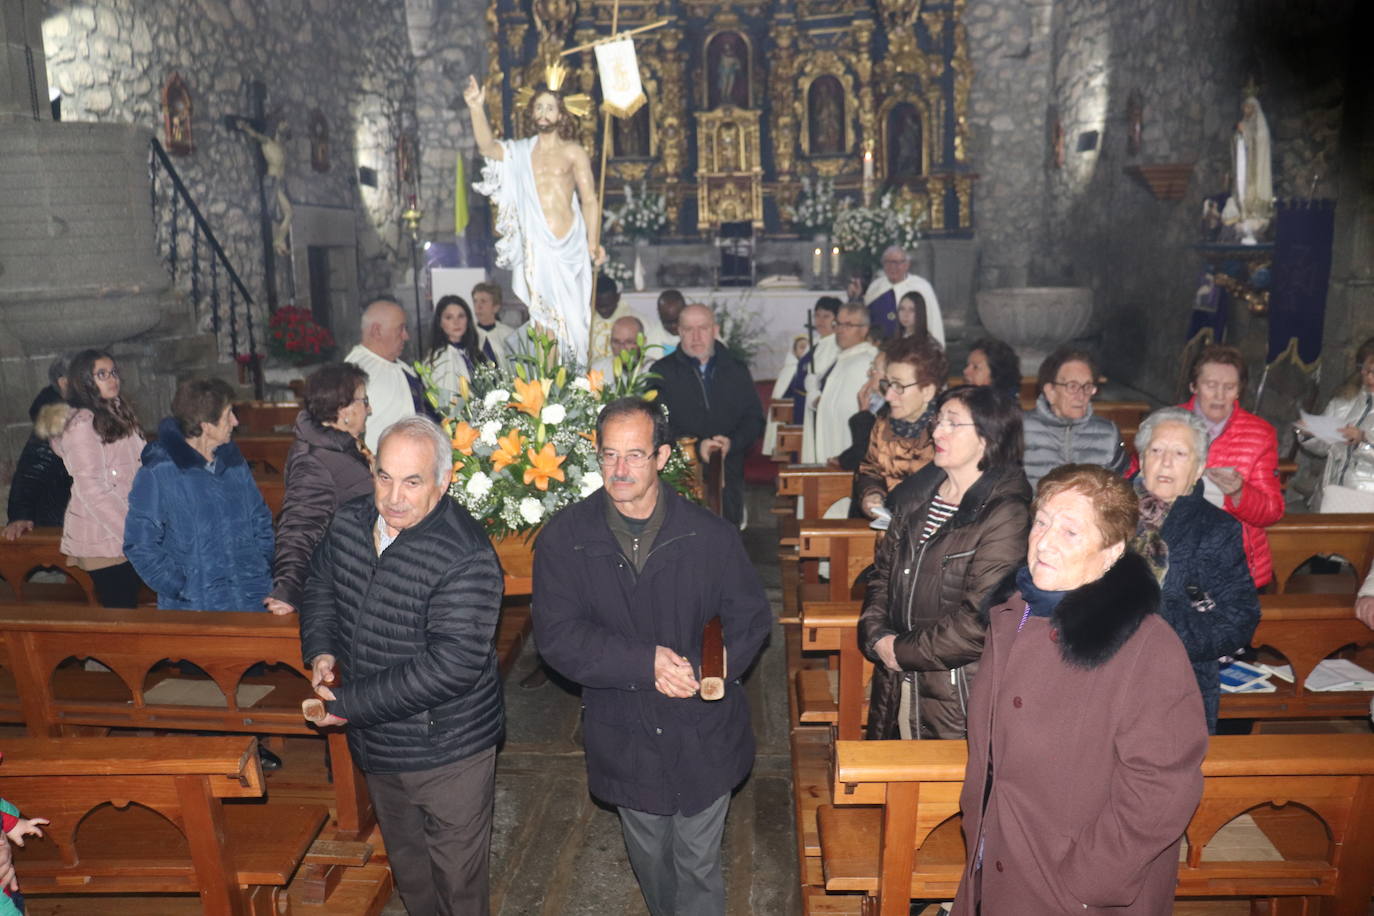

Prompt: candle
[
  {"left": 863, "top": 148, "right": 874, "bottom": 181},
  {"left": 813, "top": 247, "right": 822, "bottom": 276},
  {"left": 830, "top": 246, "right": 840, "bottom": 276}
]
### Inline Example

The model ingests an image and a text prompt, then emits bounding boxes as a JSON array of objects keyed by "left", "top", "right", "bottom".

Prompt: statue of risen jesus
[{"left": 466, "top": 74, "right": 605, "bottom": 365}]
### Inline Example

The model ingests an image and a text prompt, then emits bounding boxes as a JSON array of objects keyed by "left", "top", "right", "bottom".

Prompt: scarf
[
  {"left": 891, "top": 399, "right": 938, "bottom": 441},
  {"left": 1128, "top": 475, "right": 1171, "bottom": 585},
  {"left": 1015, "top": 565, "right": 1067, "bottom": 618}
]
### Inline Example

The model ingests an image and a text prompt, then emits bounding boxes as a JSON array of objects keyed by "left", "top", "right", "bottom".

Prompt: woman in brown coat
[
  {"left": 855, "top": 335, "right": 947, "bottom": 519},
  {"left": 263, "top": 363, "right": 374, "bottom": 614},
  {"left": 859, "top": 386, "right": 1031, "bottom": 739},
  {"left": 952, "top": 465, "right": 1207, "bottom": 915}
]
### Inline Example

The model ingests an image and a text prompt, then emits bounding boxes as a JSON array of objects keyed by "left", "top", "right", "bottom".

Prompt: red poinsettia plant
[{"left": 267, "top": 306, "right": 335, "bottom": 366}]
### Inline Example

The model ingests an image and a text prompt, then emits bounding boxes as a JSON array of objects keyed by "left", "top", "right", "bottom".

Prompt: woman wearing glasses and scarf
[
  {"left": 1022, "top": 344, "right": 1128, "bottom": 490},
  {"left": 854, "top": 335, "right": 947, "bottom": 519},
  {"left": 859, "top": 386, "right": 1031, "bottom": 740}
]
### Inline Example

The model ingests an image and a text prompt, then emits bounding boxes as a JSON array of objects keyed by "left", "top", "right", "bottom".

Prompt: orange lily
[
  {"left": 511, "top": 377, "right": 550, "bottom": 418},
  {"left": 450, "top": 421, "right": 479, "bottom": 456},
  {"left": 523, "top": 442, "right": 567, "bottom": 491},
  {"left": 491, "top": 429, "right": 526, "bottom": 473},
  {"left": 585, "top": 368, "right": 605, "bottom": 397}
]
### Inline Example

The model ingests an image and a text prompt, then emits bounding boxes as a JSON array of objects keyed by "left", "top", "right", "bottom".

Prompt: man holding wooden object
[
  {"left": 532, "top": 397, "right": 771, "bottom": 916},
  {"left": 300, "top": 416, "right": 505, "bottom": 916}
]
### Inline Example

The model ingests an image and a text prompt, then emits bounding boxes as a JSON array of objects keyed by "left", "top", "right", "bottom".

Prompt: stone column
[{"left": 0, "top": 0, "right": 50, "bottom": 122}]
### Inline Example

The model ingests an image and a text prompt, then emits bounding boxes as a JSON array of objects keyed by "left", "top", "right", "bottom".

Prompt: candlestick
[
  {"left": 813, "top": 246, "right": 822, "bottom": 277},
  {"left": 830, "top": 245, "right": 840, "bottom": 277}
]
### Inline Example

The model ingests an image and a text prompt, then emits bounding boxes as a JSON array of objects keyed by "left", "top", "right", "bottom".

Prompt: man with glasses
[
  {"left": 862, "top": 245, "right": 945, "bottom": 345},
  {"left": 1022, "top": 344, "right": 1128, "bottom": 489},
  {"left": 651, "top": 304, "right": 764, "bottom": 526},
  {"left": 531, "top": 397, "right": 771, "bottom": 916},
  {"left": 810, "top": 304, "right": 879, "bottom": 466}
]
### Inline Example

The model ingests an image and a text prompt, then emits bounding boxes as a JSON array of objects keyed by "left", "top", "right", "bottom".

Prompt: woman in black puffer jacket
[{"left": 265, "top": 363, "right": 374, "bottom": 614}]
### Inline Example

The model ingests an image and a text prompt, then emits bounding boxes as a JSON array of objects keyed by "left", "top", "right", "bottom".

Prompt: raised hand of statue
[{"left": 464, "top": 75, "right": 485, "bottom": 110}]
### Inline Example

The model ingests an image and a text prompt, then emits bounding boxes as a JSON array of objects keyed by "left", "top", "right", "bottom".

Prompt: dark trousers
[
  {"left": 88, "top": 561, "right": 143, "bottom": 608},
  {"left": 618, "top": 793, "right": 730, "bottom": 916},
  {"left": 365, "top": 746, "right": 496, "bottom": 916},
  {"left": 722, "top": 452, "right": 746, "bottom": 527}
]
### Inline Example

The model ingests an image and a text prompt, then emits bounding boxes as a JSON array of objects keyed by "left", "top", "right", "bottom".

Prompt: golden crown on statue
[{"left": 514, "top": 58, "right": 593, "bottom": 119}]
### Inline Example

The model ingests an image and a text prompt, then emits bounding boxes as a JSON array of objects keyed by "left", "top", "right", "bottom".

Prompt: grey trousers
[
  {"left": 618, "top": 793, "right": 730, "bottom": 916},
  {"left": 365, "top": 746, "right": 496, "bottom": 916}
]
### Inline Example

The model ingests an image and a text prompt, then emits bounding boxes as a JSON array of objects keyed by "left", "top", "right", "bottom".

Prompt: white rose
[
  {"left": 465, "top": 472, "right": 493, "bottom": 499},
  {"left": 479, "top": 420, "right": 502, "bottom": 446},
  {"left": 571, "top": 377, "right": 592, "bottom": 392},
  {"left": 483, "top": 388, "right": 510, "bottom": 409},
  {"left": 579, "top": 470, "right": 603, "bottom": 498},
  {"left": 519, "top": 497, "right": 544, "bottom": 525},
  {"left": 541, "top": 404, "right": 567, "bottom": 425}
]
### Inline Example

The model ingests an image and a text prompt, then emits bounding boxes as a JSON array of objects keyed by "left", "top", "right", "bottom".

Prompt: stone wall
[{"left": 41, "top": 0, "right": 439, "bottom": 348}]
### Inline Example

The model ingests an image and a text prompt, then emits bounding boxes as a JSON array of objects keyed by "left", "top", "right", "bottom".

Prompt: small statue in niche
[
  {"left": 230, "top": 115, "right": 293, "bottom": 256},
  {"left": 162, "top": 73, "right": 194, "bottom": 155},
  {"left": 1224, "top": 90, "right": 1273, "bottom": 245},
  {"left": 308, "top": 109, "right": 330, "bottom": 172},
  {"left": 613, "top": 103, "right": 651, "bottom": 158},
  {"left": 708, "top": 33, "right": 749, "bottom": 109},
  {"left": 887, "top": 103, "right": 923, "bottom": 178},
  {"left": 808, "top": 77, "right": 844, "bottom": 155}
]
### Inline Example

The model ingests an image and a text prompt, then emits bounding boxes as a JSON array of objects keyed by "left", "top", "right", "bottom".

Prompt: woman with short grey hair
[{"left": 1129, "top": 406, "right": 1260, "bottom": 731}]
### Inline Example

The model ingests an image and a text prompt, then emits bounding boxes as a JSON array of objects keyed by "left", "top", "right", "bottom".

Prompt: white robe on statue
[
  {"left": 801, "top": 334, "right": 840, "bottom": 463},
  {"left": 475, "top": 137, "right": 591, "bottom": 365},
  {"left": 813, "top": 341, "right": 879, "bottom": 464},
  {"left": 863, "top": 274, "right": 945, "bottom": 346}
]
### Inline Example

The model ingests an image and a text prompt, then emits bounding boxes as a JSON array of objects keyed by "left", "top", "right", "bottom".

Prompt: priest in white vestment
[
  {"left": 863, "top": 245, "right": 944, "bottom": 346},
  {"left": 800, "top": 299, "right": 842, "bottom": 463},
  {"left": 812, "top": 304, "right": 880, "bottom": 464}
]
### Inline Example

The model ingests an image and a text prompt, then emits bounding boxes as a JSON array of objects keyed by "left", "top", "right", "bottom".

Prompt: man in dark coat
[
  {"left": 651, "top": 304, "right": 764, "bottom": 527},
  {"left": 300, "top": 416, "right": 504, "bottom": 916},
  {"left": 532, "top": 397, "right": 771, "bottom": 916}
]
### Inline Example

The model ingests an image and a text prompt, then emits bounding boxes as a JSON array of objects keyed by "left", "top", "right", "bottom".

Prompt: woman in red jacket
[{"left": 1180, "top": 345, "right": 1283, "bottom": 587}]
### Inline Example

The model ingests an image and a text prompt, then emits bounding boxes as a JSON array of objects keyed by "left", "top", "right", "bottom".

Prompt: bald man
[
  {"left": 651, "top": 304, "right": 764, "bottom": 526},
  {"left": 345, "top": 298, "right": 427, "bottom": 453},
  {"left": 591, "top": 315, "right": 651, "bottom": 376}
]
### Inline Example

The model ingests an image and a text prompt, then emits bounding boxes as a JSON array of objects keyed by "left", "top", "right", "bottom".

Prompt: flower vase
[
  {"left": 491, "top": 532, "right": 535, "bottom": 597},
  {"left": 633, "top": 244, "right": 646, "bottom": 292}
]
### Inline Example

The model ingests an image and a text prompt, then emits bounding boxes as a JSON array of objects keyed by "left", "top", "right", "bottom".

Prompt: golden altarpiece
[{"left": 480, "top": 0, "right": 976, "bottom": 238}]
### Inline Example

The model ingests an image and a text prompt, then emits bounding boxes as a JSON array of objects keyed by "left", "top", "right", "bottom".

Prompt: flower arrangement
[
  {"left": 832, "top": 191, "right": 926, "bottom": 277},
  {"left": 266, "top": 306, "right": 335, "bottom": 366},
  {"left": 603, "top": 181, "right": 668, "bottom": 243},
  {"left": 783, "top": 176, "right": 838, "bottom": 236},
  {"left": 600, "top": 259, "right": 634, "bottom": 291},
  {"left": 710, "top": 293, "right": 769, "bottom": 367},
  {"left": 419, "top": 328, "right": 697, "bottom": 536}
]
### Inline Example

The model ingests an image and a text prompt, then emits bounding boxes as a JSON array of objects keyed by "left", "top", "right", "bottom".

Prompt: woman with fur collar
[{"left": 952, "top": 465, "right": 1207, "bottom": 916}]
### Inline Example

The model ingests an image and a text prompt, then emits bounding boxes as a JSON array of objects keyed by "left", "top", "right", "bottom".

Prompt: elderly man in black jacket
[
  {"left": 532, "top": 397, "right": 771, "bottom": 916},
  {"left": 651, "top": 303, "right": 764, "bottom": 527},
  {"left": 300, "top": 416, "right": 504, "bottom": 916}
]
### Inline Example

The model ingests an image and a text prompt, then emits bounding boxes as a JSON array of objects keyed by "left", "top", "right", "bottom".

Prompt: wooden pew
[
  {"left": 1223, "top": 593, "right": 1374, "bottom": 722},
  {"left": 2, "top": 735, "right": 328, "bottom": 915},
  {"left": 776, "top": 466, "right": 854, "bottom": 522},
  {"left": 0, "top": 606, "right": 375, "bottom": 842},
  {"left": 1266, "top": 513, "right": 1374, "bottom": 594},
  {"left": 770, "top": 398, "right": 795, "bottom": 425},
  {"left": 0, "top": 528, "right": 98, "bottom": 606},
  {"left": 820, "top": 734, "right": 1374, "bottom": 916},
  {"left": 774, "top": 424, "right": 804, "bottom": 463},
  {"left": 234, "top": 401, "right": 301, "bottom": 435},
  {"left": 235, "top": 433, "right": 294, "bottom": 475}
]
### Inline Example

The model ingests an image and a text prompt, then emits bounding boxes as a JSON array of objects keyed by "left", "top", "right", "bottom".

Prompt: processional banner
[
  {"left": 1268, "top": 199, "right": 1335, "bottom": 367},
  {"left": 595, "top": 38, "right": 646, "bottom": 119}
]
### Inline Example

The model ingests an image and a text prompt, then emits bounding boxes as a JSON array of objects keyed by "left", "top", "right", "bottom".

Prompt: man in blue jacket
[
  {"left": 532, "top": 397, "right": 771, "bottom": 916},
  {"left": 300, "top": 416, "right": 504, "bottom": 916}
]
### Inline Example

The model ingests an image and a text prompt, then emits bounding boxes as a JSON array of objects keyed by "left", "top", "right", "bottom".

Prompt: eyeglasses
[
  {"left": 351, "top": 396, "right": 371, "bottom": 407},
  {"left": 597, "top": 449, "right": 652, "bottom": 468},
  {"left": 94, "top": 368, "right": 119, "bottom": 381},
  {"left": 934, "top": 416, "right": 977, "bottom": 431},
  {"left": 1050, "top": 380, "right": 1097, "bottom": 396},
  {"left": 835, "top": 321, "right": 868, "bottom": 329},
  {"left": 879, "top": 378, "right": 922, "bottom": 395}
]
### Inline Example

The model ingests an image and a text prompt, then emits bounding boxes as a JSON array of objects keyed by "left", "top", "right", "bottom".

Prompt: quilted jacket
[
  {"left": 51, "top": 407, "right": 145, "bottom": 559},
  {"left": 1021, "top": 395, "right": 1128, "bottom": 490},
  {"left": 6, "top": 401, "right": 72, "bottom": 528},
  {"left": 299, "top": 493, "right": 505, "bottom": 775},
  {"left": 124, "top": 418, "right": 273, "bottom": 610}
]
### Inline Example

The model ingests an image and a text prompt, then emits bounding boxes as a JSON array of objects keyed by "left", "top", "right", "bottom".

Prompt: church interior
[{"left": 2, "top": 0, "right": 1374, "bottom": 913}]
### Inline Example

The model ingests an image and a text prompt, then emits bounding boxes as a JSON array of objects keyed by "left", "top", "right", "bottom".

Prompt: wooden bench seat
[
  {"left": 234, "top": 434, "right": 294, "bottom": 475},
  {"left": 0, "top": 528, "right": 98, "bottom": 606},
  {"left": 234, "top": 401, "right": 300, "bottom": 435},
  {"left": 821, "top": 735, "right": 1374, "bottom": 916},
  {"left": 1266, "top": 513, "right": 1374, "bottom": 594},
  {"left": 777, "top": 467, "right": 855, "bottom": 520},
  {"left": 2, "top": 735, "right": 328, "bottom": 915},
  {"left": 774, "top": 424, "right": 804, "bottom": 463}
]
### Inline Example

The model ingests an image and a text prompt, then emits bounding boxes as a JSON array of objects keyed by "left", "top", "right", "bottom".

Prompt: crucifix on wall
[{"left": 225, "top": 80, "right": 288, "bottom": 312}]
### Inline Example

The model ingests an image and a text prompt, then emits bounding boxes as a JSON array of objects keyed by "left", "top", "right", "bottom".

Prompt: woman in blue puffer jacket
[{"left": 124, "top": 377, "right": 274, "bottom": 610}]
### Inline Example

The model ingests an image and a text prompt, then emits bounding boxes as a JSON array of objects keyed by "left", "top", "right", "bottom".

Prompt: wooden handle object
[
  {"left": 700, "top": 616, "right": 726, "bottom": 701},
  {"left": 302, "top": 698, "right": 327, "bottom": 724}
]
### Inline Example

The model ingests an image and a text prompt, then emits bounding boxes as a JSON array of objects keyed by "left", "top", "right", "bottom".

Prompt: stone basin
[{"left": 974, "top": 286, "right": 1094, "bottom": 367}]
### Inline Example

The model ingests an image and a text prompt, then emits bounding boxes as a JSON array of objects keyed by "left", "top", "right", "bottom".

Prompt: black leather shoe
[{"left": 257, "top": 743, "right": 283, "bottom": 771}]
